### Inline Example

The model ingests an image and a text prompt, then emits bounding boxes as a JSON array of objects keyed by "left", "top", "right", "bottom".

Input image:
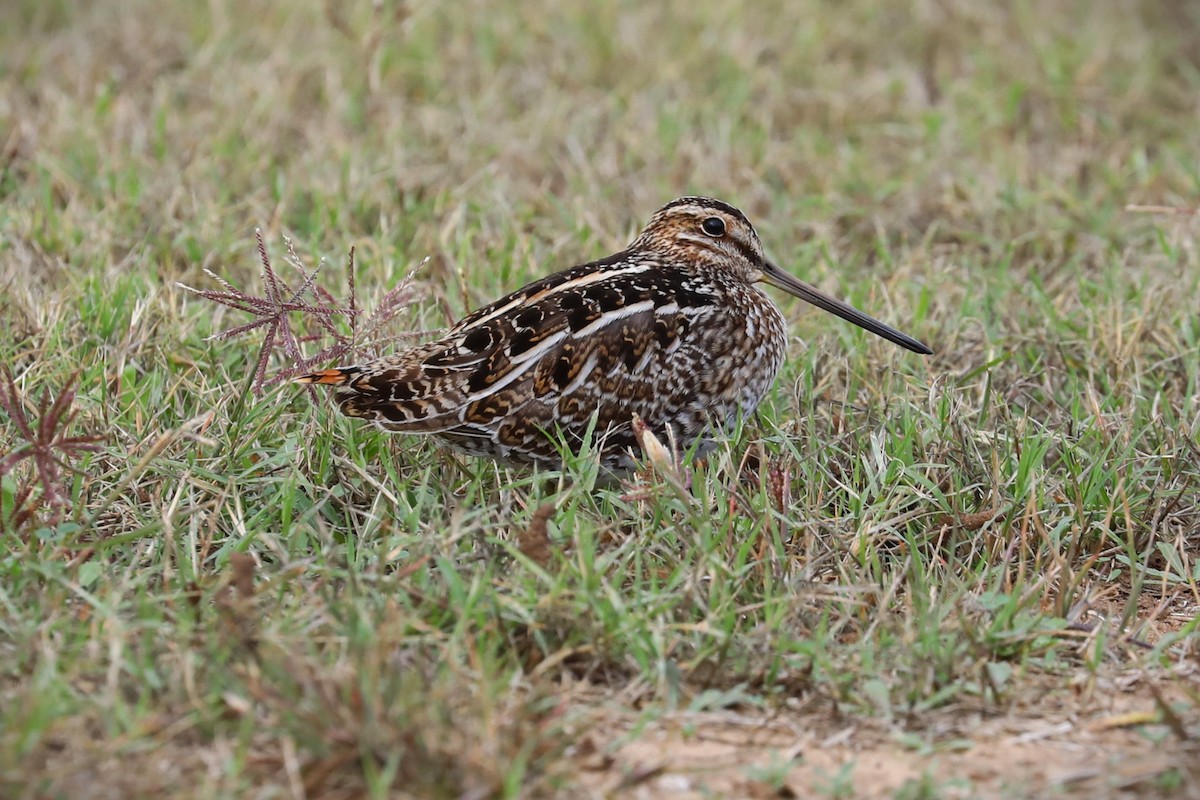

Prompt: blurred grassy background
[{"left": 2, "top": 1, "right": 1199, "bottom": 797}]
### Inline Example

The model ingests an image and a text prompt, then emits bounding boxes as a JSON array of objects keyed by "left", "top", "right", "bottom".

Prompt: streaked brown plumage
[{"left": 297, "top": 197, "right": 931, "bottom": 470}]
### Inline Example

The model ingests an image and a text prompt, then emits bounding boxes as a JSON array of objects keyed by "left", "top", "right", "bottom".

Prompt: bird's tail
[{"left": 294, "top": 367, "right": 358, "bottom": 386}]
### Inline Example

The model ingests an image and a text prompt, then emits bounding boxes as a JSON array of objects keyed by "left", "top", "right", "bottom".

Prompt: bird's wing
[{"left": 300, "top": 256, "right": 726, "bottom": 446}]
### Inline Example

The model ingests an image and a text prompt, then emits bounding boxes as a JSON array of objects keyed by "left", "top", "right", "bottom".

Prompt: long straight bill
[{"left": 760, "top": 261, "right": 932, "bottom": 355}]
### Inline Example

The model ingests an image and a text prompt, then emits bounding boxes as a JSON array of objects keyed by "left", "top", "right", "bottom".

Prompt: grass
[{"left": 2, "top": 0, "right": 1199, "bottom": 797}]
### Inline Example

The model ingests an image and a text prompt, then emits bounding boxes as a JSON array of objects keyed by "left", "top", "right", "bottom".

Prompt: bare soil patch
[{"left": 578, "top": 663, "right": 1200, "bottom": 799}]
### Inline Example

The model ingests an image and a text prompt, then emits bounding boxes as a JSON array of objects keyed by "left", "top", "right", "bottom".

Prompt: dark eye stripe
[{"left": 727, "top": 234, "right": 760, "bottom": 266}]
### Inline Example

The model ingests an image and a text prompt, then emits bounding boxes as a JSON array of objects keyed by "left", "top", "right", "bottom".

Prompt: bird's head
[{"left": 633, "top": 196, "right": 932, "bottom": 355}]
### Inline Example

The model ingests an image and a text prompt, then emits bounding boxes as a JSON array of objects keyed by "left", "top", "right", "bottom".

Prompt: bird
[{"left": 296, "top": 197, "right": 932, "bottom": 471}]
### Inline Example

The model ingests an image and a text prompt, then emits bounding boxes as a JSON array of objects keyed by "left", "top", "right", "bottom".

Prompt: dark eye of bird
[{"left": 701, "top": 216, "right": 726, "bottom": 237}]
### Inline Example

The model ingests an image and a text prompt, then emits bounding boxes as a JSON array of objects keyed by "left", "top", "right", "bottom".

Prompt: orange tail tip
[{"left": 295, "top": 369, "right": 351, "bottom": 386}]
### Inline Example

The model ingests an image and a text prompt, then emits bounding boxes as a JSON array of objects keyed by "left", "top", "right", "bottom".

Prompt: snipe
[{"left": 298, "top": 197, "right": 931, "bottom": 470}]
